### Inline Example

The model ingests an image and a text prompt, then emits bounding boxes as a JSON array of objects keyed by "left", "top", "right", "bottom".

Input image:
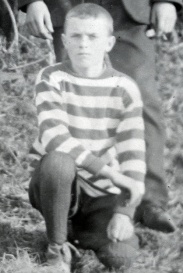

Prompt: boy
[
  {"left": 29, "top": 3, "right": 146, "bottom": 271},
  {"left": 19, "top": 0, "right": 182, "bottom": 233}
]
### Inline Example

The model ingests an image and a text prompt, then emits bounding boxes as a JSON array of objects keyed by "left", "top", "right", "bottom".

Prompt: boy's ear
[
  {"left": 106, "top": 35, "right": 116, "bottom": 53},
  {"left": 62, "top": 34, "right": 67, "bottom": 49}
]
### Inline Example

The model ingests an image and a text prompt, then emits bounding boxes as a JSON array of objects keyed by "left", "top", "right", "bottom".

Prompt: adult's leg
[
  {"left": 102, "top": 0, "right": 175, "bottom": 232},
  {"left": 52, "top": 27, "right": 67, "bottom": 63},
  {"left": 72, "top": 194, "right": 139, "bottom": 269},
  {"left": 110, "top": 24, "right": 168, "bottom": 207}
]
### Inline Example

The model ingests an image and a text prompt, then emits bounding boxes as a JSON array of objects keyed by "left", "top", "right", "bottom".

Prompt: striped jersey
[{"left": 31, "top": 61, "right": 146, "bottom": 200}]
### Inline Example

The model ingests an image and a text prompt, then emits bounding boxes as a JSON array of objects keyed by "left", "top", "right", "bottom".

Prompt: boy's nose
[{"left": 79, "top": 36, "right": 89, "bottom": 47}]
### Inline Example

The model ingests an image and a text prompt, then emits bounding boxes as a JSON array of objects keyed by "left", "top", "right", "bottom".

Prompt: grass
[{"left": 0, "top": 18, "right": 183, "bottom": 272}]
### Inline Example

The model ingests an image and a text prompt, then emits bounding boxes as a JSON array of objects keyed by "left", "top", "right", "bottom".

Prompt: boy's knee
[
  {"left": 40, "top": 152, "right": 76, "bottom": 185},
  {"left": 96, "top": 235, "right": 139, "bottom": 269}
]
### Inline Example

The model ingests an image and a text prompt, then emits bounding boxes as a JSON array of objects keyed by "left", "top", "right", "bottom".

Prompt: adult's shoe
[{"left": 135, "top": 203, "right": 176, "bottom": 233}]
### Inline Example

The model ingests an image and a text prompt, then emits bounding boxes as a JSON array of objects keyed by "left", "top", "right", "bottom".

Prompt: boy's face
[{"left": 62, "top": 16, "right": 115, "bottom": 71}]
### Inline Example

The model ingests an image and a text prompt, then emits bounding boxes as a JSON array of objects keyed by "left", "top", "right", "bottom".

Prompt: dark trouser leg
[
  {"left": 103, "top": 1, "right": 176, "bottom": 232},
  {"left": 72, "top": 194, "right": 139, "bottom": 269},
  {"left": 52, "top": 27, "right": 68, "bottom": 63},
  {"left": 109, "top": 24, "right": 168, "bottom": 208},
  {"left": 29, "top": 151, "right": 76, "bottom": 244}
]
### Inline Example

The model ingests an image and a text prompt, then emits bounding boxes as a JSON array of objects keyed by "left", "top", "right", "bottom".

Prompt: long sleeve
[
  {"left": 116, "top": 81, "right": 146, "bottom": 188},
  {"left": 114, "top": 78, "right": 146, "bottom": 218},
  {"left": 35, "top": 68, "right": 106, "bottom": 175},
  {"left": 31, "top": 63, "right": 146, "bottom": 205}
]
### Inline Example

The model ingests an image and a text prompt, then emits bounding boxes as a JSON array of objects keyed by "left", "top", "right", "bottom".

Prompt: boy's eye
[
  {"left": 89, "top": 34, "right": 97, "bottom": 39},
  {"left": 71, "top": 34, "right": 81, "bottom": 38}
]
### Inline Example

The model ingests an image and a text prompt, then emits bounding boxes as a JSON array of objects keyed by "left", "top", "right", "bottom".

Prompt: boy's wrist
[
  {"left": 97, "top": 164, "right": 114, "bottom": 180},
  {"left": 114, "top": 205, "right": 136, "bottom": 219},
  {"left": 113, "top": 212, "right": 131, "bottom": 220},
  {"left": 114, "top": 194, "right": 143, "bottom": 219}
]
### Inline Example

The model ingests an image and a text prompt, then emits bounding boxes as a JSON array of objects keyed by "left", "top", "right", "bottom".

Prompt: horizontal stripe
[
  {"left": 37, "top": 89, "right": 143, "bottom": 114},
  {"left": 32, "top": 138, "right": 46, "bottom": 155},
  {"left": 69, "top": 126, "right": 116, "bottom": 140},
  {"left": 51, "top": 70, "right": 124, "bottom": 88},
  {"left": 66, "top": 103, "right": 121, "bottom": 119},
  {"left": 39, "top": 119, "right": 67, "bottom": 139},
  {"left": 115, "top": 139, "right": 145, "bottom": 153},
  {"left": 64, "top": 81, "right": 126, "bottom": 97},
  {"left": 118, "top": 129, "right": 144, "bottom": 142},
  {"left": 118, "top": 151, "right": 145, "bottom": 163},
  {"left": 36, "top": 91, "right": 63, "bottom": 106},
  {"left": 68, "top": 145, "right": 88, "bottom": 161},
  {"left": 55, "top": 137, "right": 81, "bottom": 154},
  {"left": 79, "top": 137, "right": 115, "bottom": 152},
  {"left": 125, "top": 102, "right": 143, "bottom": 114},
  {"left": 37, "top": 79, "right": 60, "bottom": 93},
  {"left": 123, "top": 171, "right": 145, "bottom": 185},
  {"left": 78, "top": 179, "right": 108, "bottom": 197},
  {"left": 36, "top": 84, "right": 142, "bottom": 112},
  {"left": 38, "top": 63, "right": 62, "bottom": 84},
  {"left": 123, "top": 107, "right": 143, "bottom": 119},
  {"left": 76, "top": 150, "right": 91, "bottom": 166},
  {"left": 45, "top": 134, "right": 72, "bottom": 152},
  {"left": 65, "top": 92, "right": 123, "bottom": 109},
  {"left": 39, "top": 121, "right": 116, "bottom": 142},
  {"left": 118, "top": 77, "right": 141, "bottom": 100},
  {"left": 38, "top": 65, "right": 141, "bottom": 100},
  {"left": 117, "top": 117, "right": 144, "bottom": 133},
  {"left": 121, "top": 88, "right": 133, "bottom": 108},
  {"left": 38, "top": 109, "right": 68, "bottom": 125},
  {"left": 37, "top": 101, "right": 61, "bottom": 113},
  {"left": 38, "top": 101, "right": 122, "bottom": 119},
  {"left": 120, "top": 160, "right": 146, "bottom": 174},
  {"left": 41, "top": 124, "right": 69, "bottom": 148},
  {"left": 67, "top": 114, "right": 120, "bottom": 130},
  {"left": 39, "top": 110, "right": 120, "bottom": 130}
]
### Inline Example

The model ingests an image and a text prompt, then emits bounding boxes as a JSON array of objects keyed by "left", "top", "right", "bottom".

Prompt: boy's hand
[
  {"left": 107, "top": 213, "right": 134, "bottom": 242},
  {"left": 26, "top": 1, "right": 53, "bottom": 40},
  {"left": 151, "top": 3, "right": 177, "bottom": 37},
  {"left": 98, "top": 165, "right": 144, "bottom": 206},
  {"left": 110, "top": 171, "right": 144, "bottom": 206}
]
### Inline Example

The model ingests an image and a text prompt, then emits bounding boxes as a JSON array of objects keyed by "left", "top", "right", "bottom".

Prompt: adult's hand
[
  {"left": 26, "top": 1, "right": 53, "bottom": 40},
  {"left": 107, "top": 213, "right": 134, "bottom": 242},
  {"left": 151, "top": 3, "right": 177, "bottom": 37}
]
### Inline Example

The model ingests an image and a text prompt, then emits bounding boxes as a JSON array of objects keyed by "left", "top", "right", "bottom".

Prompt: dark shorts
[{"left": 29, "top": 155, "right": 139, "bottom": 269}]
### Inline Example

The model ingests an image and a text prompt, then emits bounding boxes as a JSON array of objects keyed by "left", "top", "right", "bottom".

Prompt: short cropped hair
[{"left": 64, "top": 3, "right": 114, "bottom": 35}]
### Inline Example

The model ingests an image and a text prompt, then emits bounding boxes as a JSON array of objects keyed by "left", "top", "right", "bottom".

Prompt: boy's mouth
[{"left": 78, "top": 52, "right": 90, "bottom": 56}]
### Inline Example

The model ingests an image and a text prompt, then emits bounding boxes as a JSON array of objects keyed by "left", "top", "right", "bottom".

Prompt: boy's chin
[
  {"left": 75, "top": 59, "right": 104, "bottom": 69},
  {"left": 75, "top": 62, "right": 97, "bottom": 70}
]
